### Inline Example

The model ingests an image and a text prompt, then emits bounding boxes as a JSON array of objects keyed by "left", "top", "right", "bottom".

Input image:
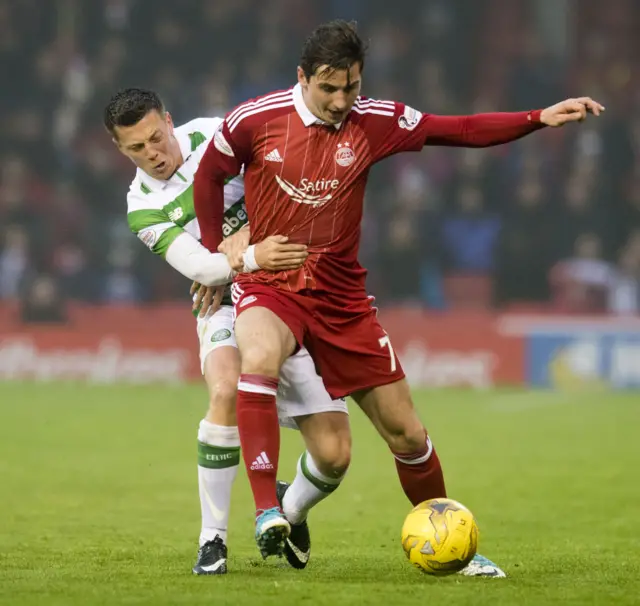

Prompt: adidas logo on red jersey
[{"left": 265, "top": 148, "right": 283, "bottom": 163}]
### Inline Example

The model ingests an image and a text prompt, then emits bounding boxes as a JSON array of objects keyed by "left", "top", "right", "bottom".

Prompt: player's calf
[
  {"left": 354, "top": 380, "right": 426, "bottom": 453},
  {"left": 391, "top": 433, "right": 446, "bottom": 506},
  {"left": 273, "top": 412, "right": 350, "bottom": 570},
  {"left": 197, "top": 419, "right": 241, "bottom": 548},
  {"left": 354, "top": 380, "right": 447, "bottom": 506},
  {"left": 283, "top": 449, "right": 349, "bottom": 525},
  {"left": 287, "top": 411, "right": 351, "bottom": 520}
]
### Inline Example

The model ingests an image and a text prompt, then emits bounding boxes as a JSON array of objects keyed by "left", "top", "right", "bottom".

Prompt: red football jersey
[{"left": 194, "top": 84, "right": 542, "bottom": 296}]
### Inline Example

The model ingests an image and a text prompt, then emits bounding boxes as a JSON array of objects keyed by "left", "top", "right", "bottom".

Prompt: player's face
[
  {"left": 113, "top": 110, "right": 182, "bottom": 180},
  {"left": 298, "top": 63, "right": 362, "bottom": 125}
]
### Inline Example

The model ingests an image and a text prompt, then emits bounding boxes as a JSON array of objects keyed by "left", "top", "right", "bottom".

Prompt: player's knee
[
  {"left": 240, "top": 344, "right": 282, "bottom": 377},
  {"left": 382, "top": 421, "right": 427, "bottom": 454},
  {"left": 312, "top": 435, "right": 351, "bottom": 478},
  {"left": 208, "top": 379, "right": 237, "bottom": 413}
]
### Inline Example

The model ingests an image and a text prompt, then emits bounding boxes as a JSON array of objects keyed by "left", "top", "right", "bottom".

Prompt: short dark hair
[
  {"left": 300, "top": 20, "right": 367, "bottom": 80},
  {"left": 103, "top": 88, "right": 164, "bottom": 138}
]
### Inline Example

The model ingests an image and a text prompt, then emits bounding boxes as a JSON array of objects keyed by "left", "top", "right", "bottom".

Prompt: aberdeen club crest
[{"left": 335, "top": 142, "right": 355, "bottom": 167}]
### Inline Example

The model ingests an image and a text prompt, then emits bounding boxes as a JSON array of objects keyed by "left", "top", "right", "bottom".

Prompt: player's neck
[
  {"left": 165, "top": 140, "right": 184, "bottom": 180},
  {"left": 300, "top": 89, "right": 324, "bottom": 123}
]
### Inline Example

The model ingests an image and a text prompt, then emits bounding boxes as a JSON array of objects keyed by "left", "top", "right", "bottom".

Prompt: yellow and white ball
[{"left": 401, "top": 498, "right": 478, "bottom": 575}]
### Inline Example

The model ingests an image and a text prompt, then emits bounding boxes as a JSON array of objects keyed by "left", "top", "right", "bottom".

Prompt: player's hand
[
  {"left": 191, "top": 281, "right": 207, "bottom": 314},
  {"left": 254, "top": 235, "right": 308, "bottom": 271},
  {"left": 540, "top": 97, "right": 605, "bottom": 127},
  {"left": 192, "top": 281, "right": 206, "bottom": 313},
  {"left": 194, "top": 285, "right": 225, "bottom": 318},
  {"left": 192, "top": 282, "right": 224, "bottom": 318},
  {"left": 190, "top": 280, "right": 201, "bottom": 298},
  {"left": 218, "top": 224, "right": 250, "bottom": 272}
]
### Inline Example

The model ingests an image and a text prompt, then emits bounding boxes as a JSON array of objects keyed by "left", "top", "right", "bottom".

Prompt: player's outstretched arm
[
  {"left": 421, "top": 96, "right": 605, "bottom": 148},
  {"left": 367, "top": 96, "right": 604, "bottom": 163}
]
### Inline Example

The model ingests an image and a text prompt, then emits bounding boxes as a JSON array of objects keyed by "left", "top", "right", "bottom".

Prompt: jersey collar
[
  {"left": 293, "top": 83, "right": 343, "bottom": 130},
  {"left": 138, "top": 129, "right": 193, "bottom": 191}
]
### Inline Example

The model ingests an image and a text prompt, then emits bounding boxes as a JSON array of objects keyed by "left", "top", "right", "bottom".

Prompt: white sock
[
  {"left": 197, "top": 419, "right": 240, "bottom": 547},
  {"left": 282, "top": 451, "right": 345, "bottom": 525}
]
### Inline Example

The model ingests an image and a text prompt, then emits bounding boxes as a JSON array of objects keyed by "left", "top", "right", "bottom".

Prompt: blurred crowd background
[{"left": 2, "top": 0, "right": 639, "bottom": 323}]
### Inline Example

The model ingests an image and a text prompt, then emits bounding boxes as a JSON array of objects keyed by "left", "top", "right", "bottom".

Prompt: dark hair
[
  {"left": 300, "top": 20, "right": 367, "bottom": 80},
  {"left": 103, "top": 88, "right": 164, "bottom": 137}
]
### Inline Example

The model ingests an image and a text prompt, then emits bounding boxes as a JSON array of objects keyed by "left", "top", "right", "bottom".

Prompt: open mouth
[{"left": 155, "top": 161, "right": 166, "bottom": 172}]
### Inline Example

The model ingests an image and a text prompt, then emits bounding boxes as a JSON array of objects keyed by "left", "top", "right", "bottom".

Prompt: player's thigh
[
  {"left": 232, "top": 290, "right": 300, "bottom": 376},
  {"left": 307, "top": 307, "right": 405, "bottom": 399},
  {"left": 198, "top": 306, "right": 240, "bottom": 423},
  {"left": 352, "top": 379, "right": 426, "bottom": 454}
]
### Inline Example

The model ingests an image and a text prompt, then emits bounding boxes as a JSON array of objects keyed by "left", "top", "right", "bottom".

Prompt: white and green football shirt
[{"left": 126, "top": 117, "right": 247, "bottom": 302}]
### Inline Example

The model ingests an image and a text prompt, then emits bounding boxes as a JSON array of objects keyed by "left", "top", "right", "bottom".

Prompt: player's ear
[
  {"left": 110, "top": 129, "right": 122, "bottom": 150},
  {"left": 297, "top": 66, "right": 308, "bottom": 88},
  {"left": 165, "top": 111, "right": 174, "bottom": 132}
]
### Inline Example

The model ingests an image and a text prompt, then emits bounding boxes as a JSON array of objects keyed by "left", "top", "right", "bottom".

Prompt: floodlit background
[
  {"left": 1, "top": 0, "right": 638, "bottom": 312},
  {"left": 1, "top": 2, "right": 639, "bottom": 605}
]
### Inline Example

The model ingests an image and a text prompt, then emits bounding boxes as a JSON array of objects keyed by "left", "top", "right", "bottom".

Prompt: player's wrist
[
  {"left": 528, "top": 109, "right": 543, "bottom": 124},
  {"left": 242, "top": 244, "right": 261, "bottom": 272}
]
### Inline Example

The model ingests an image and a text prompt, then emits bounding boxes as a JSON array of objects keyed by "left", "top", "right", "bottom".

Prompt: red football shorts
[{"left": 232, "top": 283, "right": 405, "bottom": 399}]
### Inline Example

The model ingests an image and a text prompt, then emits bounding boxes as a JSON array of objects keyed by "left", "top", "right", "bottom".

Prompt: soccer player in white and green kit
[{"left": 104, "top": 88, "right": 353, "bottom": 574}]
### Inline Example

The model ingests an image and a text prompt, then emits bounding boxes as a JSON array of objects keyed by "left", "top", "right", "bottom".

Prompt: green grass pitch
[{"left": 1, "top": 382, "right": 639, "bottom": 605}]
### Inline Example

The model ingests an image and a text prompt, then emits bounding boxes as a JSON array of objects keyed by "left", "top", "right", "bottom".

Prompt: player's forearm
[
  {"left": 165, "top": 233, "right": 236, "bottom": 286},
  {"left": 423, "top": 111, "right": 544, "bottom": 148}
]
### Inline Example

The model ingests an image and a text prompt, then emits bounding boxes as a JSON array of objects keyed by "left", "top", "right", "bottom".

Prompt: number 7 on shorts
[{"left": 378, "top": 334, "right": 397, "bottom": 373}]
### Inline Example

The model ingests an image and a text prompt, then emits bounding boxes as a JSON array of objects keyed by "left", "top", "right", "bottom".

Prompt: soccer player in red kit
[{"left": 194, "top": 20, "right": 603, "bottom": 573}]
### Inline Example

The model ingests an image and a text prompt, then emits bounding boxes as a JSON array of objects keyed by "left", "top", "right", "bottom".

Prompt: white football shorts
[{"left": 197, "top": 305, "right": 347, "bottom": 429}]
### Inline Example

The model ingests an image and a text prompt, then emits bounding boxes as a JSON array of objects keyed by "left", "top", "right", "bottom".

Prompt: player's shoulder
[
  {"left": 350, "top": 96, "right": 399, "bottom": 126},
  {"left": 127, "top": 171, "right": 150, "bottom": 209},
  {"left": 348, "top": 96, "right": 398, "bottom": 133},
  {"left": 126, "top": 183, "right": 170, "bottom": 235},
  {"left": 225, "top": 87, "right": 296, "bottom": 134},
  {"left": 126, "top": 170, "right": 166, "bottom": 233},
  {"left": 350, "top": 97, "right": 424, "bottom": 132},
  {"left": 352, "top": 96, "right": 398, "bottom": 118},
  {"left": 175, "top": 116, "right": 223, "bottom": 140}
]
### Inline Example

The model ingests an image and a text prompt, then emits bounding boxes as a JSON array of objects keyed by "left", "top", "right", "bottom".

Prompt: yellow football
[{"left": 401, "top": 498, "right": 479, "bottom": 575}]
